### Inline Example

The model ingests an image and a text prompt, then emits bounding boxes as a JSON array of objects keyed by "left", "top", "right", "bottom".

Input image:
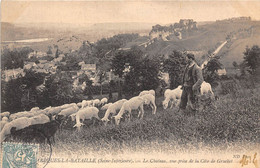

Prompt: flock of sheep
[{"left": 0, "top": 81, "right": 214, "bottom": 144}]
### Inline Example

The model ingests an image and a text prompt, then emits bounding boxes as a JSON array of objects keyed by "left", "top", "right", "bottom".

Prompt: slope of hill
[
  {"left": 218, "top": 24, "right": 260, "bottom": 68},
  {"left": 139, "top": 20, "right": 260, "bottom": 63}
]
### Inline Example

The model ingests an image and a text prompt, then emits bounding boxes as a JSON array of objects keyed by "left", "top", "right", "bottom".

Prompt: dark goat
[
  {"left": 10, "top": 127, "right": 46, "bottom": 143},
  {"left": 10, "top": 117, "right": 62, "bottom": 144}
]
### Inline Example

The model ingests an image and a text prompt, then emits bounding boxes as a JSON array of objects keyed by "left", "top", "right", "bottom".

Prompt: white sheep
[
  {"left": 42, "top": 106, "right": 52, "bottom": 114},
  {"left": 44, "top": 106, "right": 52, "bottom": 111},
  {"left": 1, "top": 112, "right": 10, "bottom": 119},
  {"left": 140, "top": 94, "right": 157, "bottom": 114},
  {"left": 81, "top": 100, "right": 93, "bottom": 108},
  {"left": 113, "top": 97, "right": 145, "bottom": 125},
  {"left": 92, "top": 99, "right": 101, "bottom": 107},
  {"left": 73, "top": 107, "right": 100, "bottom": 131},
  {"left": 0, "top": 117, "right": 32, "bottom": 142},
  {"left": 58, "top": 104, "right": 79, "bottom": 117},
  {"left": 101, "top": 99, "right": 127, "bottom": 125},
  {"left": 0, "top": 117, "right": 9, "bottom": 131},
  {"left": 9, "top": 112, "right": 22, "bottom": 121},
  {"left": 46, "top": 107, "right": 62, "bottom": 115},
  {"left": 162, "top": 85, "right": 182, "bottom": 109},
  {"left": 100, "top": 98, "right": 108, "bottom": 106},
  {"left": 100, "top": 103, "right": 113, "bottom": 111},
  {"left": 32, "top": 109, "right": 46, "bottom": 116},
  {"left": 139, "top": 89, "right": 155, "bottom": 97},
  {"left": 59, "top": 103, "right": 77, "bottom": 110},
  {"left": 69, "top": 113, "right": 77, "bottom": 122},
  {"left": 200, "top": 81, "right": 214, "bottom": 98},
  {"left": 29, "top": 114, "right": 50, "bottom": 125},
  {"left": 77, "top": 102, "right": 82, "bottom": 108},
  {"left": 199, "top": 81, "right": 216, "bottom": 110},
  {"left": 9, "top": 111, "right": 34, "bottom": 121},
  {"left": 30, "top": 107, "right": 40, "bottom": 112}
]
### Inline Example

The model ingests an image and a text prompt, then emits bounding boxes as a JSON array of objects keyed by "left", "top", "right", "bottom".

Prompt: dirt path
[{"left": 201, "top": 40, "right": 227, "bottom": 68}]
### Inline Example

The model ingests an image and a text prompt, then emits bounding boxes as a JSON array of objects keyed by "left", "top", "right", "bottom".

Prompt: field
[{"left": 36, "top": 80, "right": 259, "bottom": 163}]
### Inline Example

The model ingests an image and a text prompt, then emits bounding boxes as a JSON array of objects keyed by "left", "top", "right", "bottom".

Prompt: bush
[{"left": 219, "top": 78, "right": 241, "bottom": 96}]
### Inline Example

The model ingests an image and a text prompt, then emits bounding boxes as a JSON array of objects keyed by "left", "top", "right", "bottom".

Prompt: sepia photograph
[{"left": 1, "top": 1, "right": 260, "bottom": 168}]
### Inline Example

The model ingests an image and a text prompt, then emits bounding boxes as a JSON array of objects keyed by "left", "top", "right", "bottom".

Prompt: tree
[
  {"left": 233, "top": 61, "right": 238, "bottom": 68},
  {"left": 55, "top": 48, "right": 59, "bottom": 58},
  {"left": 132, "top": 56, "right": 160, "bottom": 92},
  {"left": 21, "top": 69, "right": 46, "bottom": 110},
  {"left": 43, "top": 71, "right": 74, "bottom": 106},
  {"left": 163, "top": 50, "right": 186, "bottom": 89},
  {"left": 243, "top": 45, "right": 260, "bottom": 75},
  {"left": 1, "top": 69, "right": 47, "bottom": 112},
  {"left": 97, "top": 71, "right": 107, "bottom": 96},
  {"left": 1, "top": 78, "right": 24, "bottom": 113},
  {"left": 47, "top": 46, "right": 53, "bottom": 55},
  {"left": 108, "top": 80, "right": 114, "bottom": 101},
  {"left": 202, "top": 57, "right": 222, "bottom": 85},
  {"left": 1, "top": 47, "right": 33, "bottom": 70},
  {"left": 83, "top": 77, "right": 94, "bottom": 100},
  {"left": 112, "top": 46, "right": 144, "bottom": 98},
  {"left": 58, "top": 53, "right": 81, "bottom": 71},
  {"left": 112, "top": 46, "right": 160, "bottom": 97},
  {"left": 111, "top": 50, "right": 128, "bottom": 99}
]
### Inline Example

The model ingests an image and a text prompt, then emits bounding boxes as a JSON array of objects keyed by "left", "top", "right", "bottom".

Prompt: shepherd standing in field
[{"left": 179, "top": 53, "right": 204, "bottom": 114}]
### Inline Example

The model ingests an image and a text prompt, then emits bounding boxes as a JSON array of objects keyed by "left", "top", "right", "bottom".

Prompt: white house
[{"left": 217, "top": 68, "right": 227, "bottom": 76}]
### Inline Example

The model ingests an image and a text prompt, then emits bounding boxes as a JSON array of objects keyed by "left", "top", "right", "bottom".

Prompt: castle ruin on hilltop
[{"left": 149, "top": 19, "right": 197, "bottom": 41}]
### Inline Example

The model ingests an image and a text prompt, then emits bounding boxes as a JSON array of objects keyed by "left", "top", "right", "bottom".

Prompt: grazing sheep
[
  {"left": 58, "top": 104, "right": 79, "bottom": 117},
  {"left": 59, "top": 103, "right": 77, "bottom": 110},
  {"left": 30, "top": 114, "right": 50, "bottom": 125},
  {"left": 162, "top": 85, "right": 182, "bottom": 109},
  {"left": 101, "top": 103, "right": 113, "bottom": 111},
  {"left": 73, "top": 107, "right": 100, "bottom": 131},
  {"left": 46, "top": 107, "right": 62, "bottom": 115},
  {"left": 200, "top": 81, "right": 214, "bottom": 98},
  {"left": 31, "top": 109, "right": 46, "bottom": 116},
  {"left": 140, "top": 94, "right": 157, "bottom": 114},
  {"left": 44, "top": 106, "right": 52, "bottom": 111},
  {"left": 139, "top": 90, "right": 155, "bottom": 97},
  {"left": 42, "top": 106, "right": 52, "bottom": 114},
  {"left": 0, "top": 117, "right": 9, "bottom": 131},
  {"left": 30, "top": 107, "right": 40, "bottom": 112},
  {"left": 113, "top": 97, "right": 145, "bottom": 125},
  {"left": 198, "top": 81, "right": 216, "bottom": 110},
  {"left": 9, "top": 111, "right": 34, "bottom": 121},
  {"left": 69, "top": 113, "right": 77, "bottom": 122},
  {"left": 92, "top": 99, "right": 101, "bottom": 107},
  {"left": 81, "top": 100, "right": 93, "bottom": 108},
  {"left": 100, "top": 98, "right": 108, "bottom": 106},
  {"left": 0, "top": 117, "right": 32, "bottom": 142},
  {"left": 101, "top": 99, "right": 127, "bottom": 125},
  {"left": 77, "top": 102, "right": 82, "bottom": 108},
  {"left": 1, "top": 112, "right": 10, "bottom": 119}
]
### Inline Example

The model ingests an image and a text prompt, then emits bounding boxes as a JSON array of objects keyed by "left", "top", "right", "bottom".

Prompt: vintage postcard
[{"left": 1, "top": 1, "right": 260, "bottom": 168}]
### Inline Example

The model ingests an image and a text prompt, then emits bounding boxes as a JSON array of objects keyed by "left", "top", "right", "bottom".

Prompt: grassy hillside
[
  {"left": 34, "top": 79, "right": 260, "bottom": 157},
  {"left": 218, "top": 25, "right": 260, "bottom": 68}
]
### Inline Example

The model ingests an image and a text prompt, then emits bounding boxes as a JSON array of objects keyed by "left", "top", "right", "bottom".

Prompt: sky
[{"left": 1, "top": 1, "right": 260, "bottom": 25}]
